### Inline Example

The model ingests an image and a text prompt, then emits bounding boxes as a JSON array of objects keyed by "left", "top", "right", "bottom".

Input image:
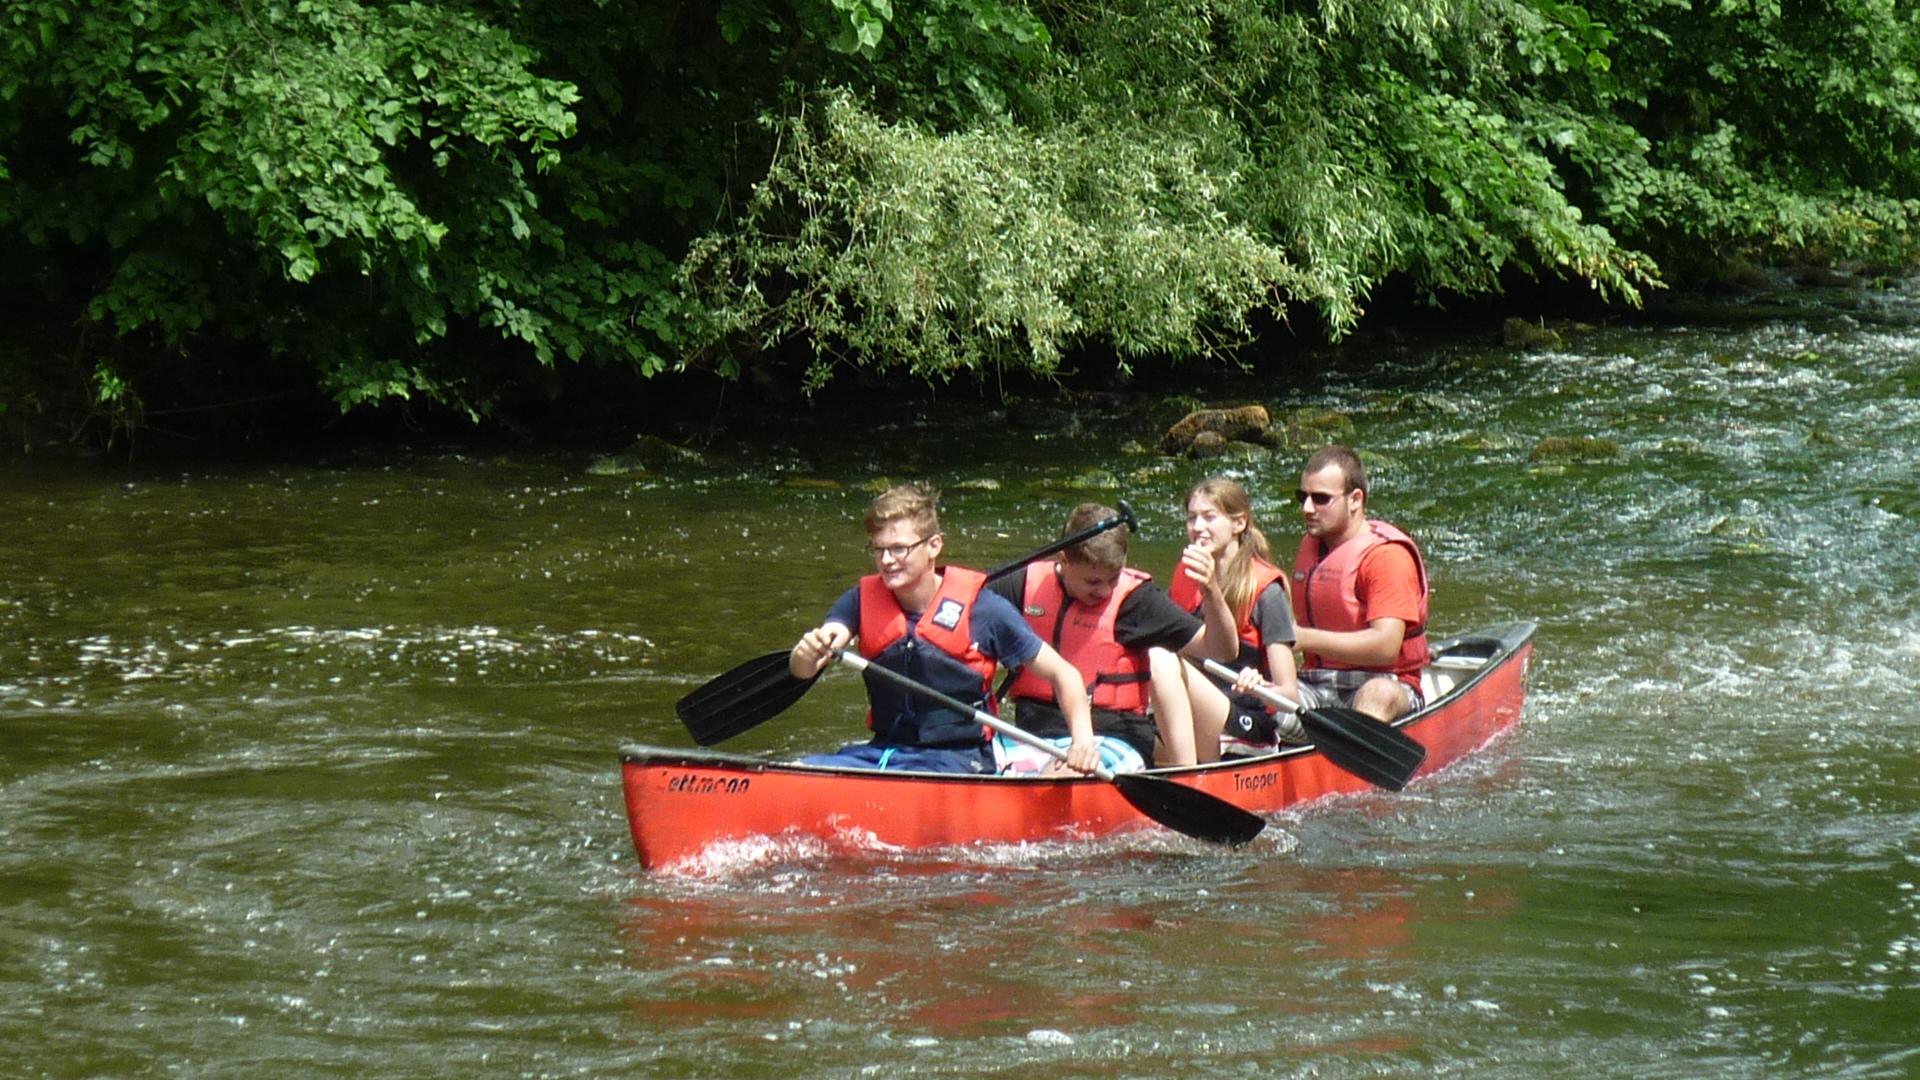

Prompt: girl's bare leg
[
  {"left": 1148, "top": 648, "right": 1197, "bottom": 766},
  {"left": 1181, "top": 659, "right": 1232, "bottom": 764}
]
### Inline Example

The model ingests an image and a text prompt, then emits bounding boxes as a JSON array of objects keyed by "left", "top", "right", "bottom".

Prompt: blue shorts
[
  {"left": 800, "top": 741, "right": 994, "bottom": 774},
  {"left": 991, "top": 733, "right": 1146, "bottom": 775}
]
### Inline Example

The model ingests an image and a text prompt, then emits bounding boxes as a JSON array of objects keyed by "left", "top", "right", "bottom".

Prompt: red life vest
[
  {"left": 1291, "top": 520, "right": 1431, "bottom": 684},
  {"left": 1167, "top": 554, "right": 1288, "bottom": 674},
  {"left": 856, "top": 566, "right": 998, "bottom": 745},
  {"left": 1006, "top": 562, "right": 1153, "bottom": 713}
]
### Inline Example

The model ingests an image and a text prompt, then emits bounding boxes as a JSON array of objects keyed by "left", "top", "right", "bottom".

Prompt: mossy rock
[
  {"left": 953, "top": 478, "right": 1002, "bottom": 491},
  {"left": 1281, "top": 406, "right": 1353, "bottom": 435},
  {"left": 1161, "top": 405, "right": 1270, "bottom": 455},
  {"left": 1217, "top": 440, "right": 1272, "bottom": 463},
  {"left": 587, "top": 434, "right": 704, "bottom": 475},
  {"left": 1261, "top": 406, "right": 1352, "bottom": 452},
  {"left": 1502, "top": 317, "right": 1563, "bottom": 349},
  {"left": 1530, "top": 436, "right": 1623, "bottom": 462},
  {"left": 1391, "top": 392, "right": 1464, "bottom": 415},
  {"left": 1452, "top": 431, "right": 1524, "bottom": 451},
  {"left": 1187, "top": 430, "right": 1229, "bottom": 457},
  {"left": 783, "top": 477, "right": 843, "bottom": 490},
  {"left": 584, "top": 456, "right": 657, "bottom": 478}
]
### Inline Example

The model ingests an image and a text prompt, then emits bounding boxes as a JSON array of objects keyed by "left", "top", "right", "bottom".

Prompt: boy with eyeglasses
[
  {"left": 1290, "top": 445, "right": 1433, "bottom": 722},
  {"left": 788, "top": 484, "right": 1099, "bottom": 774}
]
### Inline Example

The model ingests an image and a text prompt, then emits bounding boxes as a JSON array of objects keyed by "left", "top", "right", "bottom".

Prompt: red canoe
[{"left": 620, "top": 622, "right": 1535, "bottom": 870}]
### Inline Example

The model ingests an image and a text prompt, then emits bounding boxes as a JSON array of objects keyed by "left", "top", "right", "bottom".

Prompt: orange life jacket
[
  {"left": 1291, "top": 520, "right": 1431, "bottom": 684},
  {"left": 856, "top": 566, "right": 998, "bottom": 746},
  {"left": 1006, "top": 562, "right": 1152, "bottom": 713},
  {"left": 1167, "top": 554, "right": 1288, "bottom": 674}
]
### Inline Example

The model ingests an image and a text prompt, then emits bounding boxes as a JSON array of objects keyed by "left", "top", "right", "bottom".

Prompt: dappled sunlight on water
[{"left": 4, "top": 288, "right": 1920, "bottom": 1077}]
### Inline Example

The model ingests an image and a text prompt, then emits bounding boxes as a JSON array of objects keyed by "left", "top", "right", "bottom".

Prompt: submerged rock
[
  {"left": 585, "top": 456, "right": 653, "bottom": 478},
  {"left": 1033, "top": 469, "right": 1119, "bottom": 491},
  {"left": 1530, "top": 436, "right": 1623, "bottom": 462}
]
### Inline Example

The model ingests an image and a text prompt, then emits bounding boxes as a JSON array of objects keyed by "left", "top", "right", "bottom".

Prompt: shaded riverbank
[{"left": 6, "top": 269, "right": 1898, "bottom": 463}]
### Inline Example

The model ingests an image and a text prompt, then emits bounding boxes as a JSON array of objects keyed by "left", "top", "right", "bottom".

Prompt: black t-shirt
[
  {"left": 985, "top": 570, "right": 1201, "bottom": 654},
  {"left": 985, "top": 569, "right": 1202, "bottom": 757}
]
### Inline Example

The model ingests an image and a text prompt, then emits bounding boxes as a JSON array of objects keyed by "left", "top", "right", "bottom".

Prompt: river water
[{"left": 3, "top": 286, "right": 1918, "bottom": 1078}]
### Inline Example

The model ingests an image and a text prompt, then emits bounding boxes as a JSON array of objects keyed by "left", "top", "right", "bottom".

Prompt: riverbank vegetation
[{"left": 5, "top": 0, "right": 1920, "bottom": 446}]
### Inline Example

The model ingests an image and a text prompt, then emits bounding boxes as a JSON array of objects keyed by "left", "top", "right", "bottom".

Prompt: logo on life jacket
[
  {"left": 1024, "top": 605, "right": 1046, "bottom": 617},
  {"left": 931, "top": 598, "right": 966, "bottom": 630}
]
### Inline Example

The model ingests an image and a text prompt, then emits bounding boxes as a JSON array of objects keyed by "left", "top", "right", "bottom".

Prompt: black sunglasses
[{"left": 1294, "top": 488, "right": 1352, "bottom": 507}]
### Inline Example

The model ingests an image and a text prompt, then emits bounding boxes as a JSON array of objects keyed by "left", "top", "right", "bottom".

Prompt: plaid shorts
[{"left": 1295, "top": 669, "right": 1424, "bottom": 714}]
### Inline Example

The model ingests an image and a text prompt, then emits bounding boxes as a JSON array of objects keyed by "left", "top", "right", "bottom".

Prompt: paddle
[
  {"left": 839, "top": 651, "right": 1266, "bottom": 847},
  {"left": 1201, "top": 659, "right": 1428, "bottom": 792},
  {"left": 676, "top": 501, "right": 1139, "bottom": 746},
  {"left": 981, "top": 499, "right": 1137, "bottom": 580}
]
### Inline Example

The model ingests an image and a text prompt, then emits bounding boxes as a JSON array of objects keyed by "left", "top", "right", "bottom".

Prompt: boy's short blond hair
[
  {"left": 1060, "top": 503, "right": 1128, "bottom": 571},
  {"left": 863, "top": 483, "right": 941, "bottom": 539}
]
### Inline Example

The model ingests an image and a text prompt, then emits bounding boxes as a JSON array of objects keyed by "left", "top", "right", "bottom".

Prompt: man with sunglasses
[
  {"left": 788, "top": 484, "right": 1099, "bottom": 774},
  {"left": 1290, "top": 445, "right": 1433, "bottom": 722}
]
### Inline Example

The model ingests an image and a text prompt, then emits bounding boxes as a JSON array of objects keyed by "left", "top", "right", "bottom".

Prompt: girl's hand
[{"left": 1179, "top": 543, "right": 1217, "bottom": 588}]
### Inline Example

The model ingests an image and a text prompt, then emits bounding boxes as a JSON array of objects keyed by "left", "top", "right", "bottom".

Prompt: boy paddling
[
  {"left": 788, "top": 485, "right": 1100, "bottom": 774},
  {"left": 985, "top": 503, "right": 1241, "bottom": 770}
]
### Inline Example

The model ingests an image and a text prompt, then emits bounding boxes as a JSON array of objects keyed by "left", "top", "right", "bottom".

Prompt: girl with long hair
[{"left": 1153, "top": 477, "right": 1301, "bottom": 762}]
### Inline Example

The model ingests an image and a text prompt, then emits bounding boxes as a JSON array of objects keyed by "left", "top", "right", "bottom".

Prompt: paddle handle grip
[
  {"left": 1200, "top": 659, "right": 1310, "bottom": 739},
  {"left": 982, "top": 500, "right": 1137, "bottom": 583},
  {"left": 836, "top": 652, "right": 1114, "bottom": 781}
]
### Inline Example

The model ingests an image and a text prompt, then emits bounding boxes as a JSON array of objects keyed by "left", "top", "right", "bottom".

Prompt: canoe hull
[{"left": 621, "top": 623, "right": 1534, "bottom": 870}]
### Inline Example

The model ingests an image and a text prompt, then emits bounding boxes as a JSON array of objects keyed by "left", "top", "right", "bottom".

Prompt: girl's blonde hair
[{"left": 1186, "top": 477, "right": 1279, "bottom": 620}]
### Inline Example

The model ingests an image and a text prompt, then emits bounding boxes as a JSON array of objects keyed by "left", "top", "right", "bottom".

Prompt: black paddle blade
[
  {"left": 1113, "top": 773, "right": 1267, "bottom": 846},
  {"left": 1297, "top": 706, "right": 1427, "bottom": 792},
  {"left": 675, "top": 651, "right": 819, "bottom": 746}
]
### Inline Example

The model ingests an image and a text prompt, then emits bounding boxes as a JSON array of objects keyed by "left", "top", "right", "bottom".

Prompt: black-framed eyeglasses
[
  {"left": 866, "top": 534, "right": 938, "bottom": 561},
  {"left": 1294, "top": 488, "right": 1351, "bottom": 508}
]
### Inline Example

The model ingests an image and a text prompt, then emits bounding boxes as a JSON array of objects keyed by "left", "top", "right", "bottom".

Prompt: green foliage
[
  {"left": 682, "top": 90, "right": 1320, "bottom": 387},
  {"left": 5, "top": 0, "right": 1920, "bottom": 430},
  {"left": 683, "top": 0, "right": 1665, "bottom": 382},
  {"left": 1570, "top": 0, "right": 1920, "bottom": 264}
]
